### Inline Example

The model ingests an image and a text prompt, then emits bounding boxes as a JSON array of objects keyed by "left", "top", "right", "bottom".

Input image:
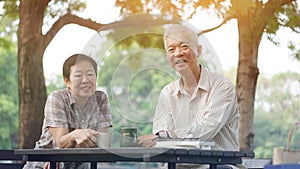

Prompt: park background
[{"left": 0, "top": 0, "right": 299, "bottom": 164}]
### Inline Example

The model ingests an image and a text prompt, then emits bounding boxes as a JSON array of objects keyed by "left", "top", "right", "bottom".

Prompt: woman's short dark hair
[{"left": 63, "top": 53, "right": 98, "bottom": 80}]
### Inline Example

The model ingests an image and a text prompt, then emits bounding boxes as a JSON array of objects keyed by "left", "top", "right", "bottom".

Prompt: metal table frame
[{"left": 15, "top": 148, "right": 254, "bottom": 169}]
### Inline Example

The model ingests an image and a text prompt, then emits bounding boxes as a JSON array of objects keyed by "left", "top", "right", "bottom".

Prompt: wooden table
[{"left": 15, "top": 148, "right": 254, "bottom": 169}]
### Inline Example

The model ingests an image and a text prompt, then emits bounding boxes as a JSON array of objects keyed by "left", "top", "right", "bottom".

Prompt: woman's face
[{"left": 64, "top": 60, "right": 97, "bottom": 100}]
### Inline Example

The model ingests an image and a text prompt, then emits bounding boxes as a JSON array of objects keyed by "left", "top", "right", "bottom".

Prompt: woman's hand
[
  {"left": 71, "top": 129, "right": 99, "bottom": 148},
  {"left": 49, "top": 127, "right": 99, "bottom": 148},
  {"left": 138, "top": 134, "right": 158, "bottom": 147}
]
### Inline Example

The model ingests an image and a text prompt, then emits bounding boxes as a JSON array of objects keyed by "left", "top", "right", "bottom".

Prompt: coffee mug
[
  {"left": 97, "top": 132, "right": 112, "bottom": 148},
  {"left": 120, "top": 127, "right": 138, "bottom": 147}
]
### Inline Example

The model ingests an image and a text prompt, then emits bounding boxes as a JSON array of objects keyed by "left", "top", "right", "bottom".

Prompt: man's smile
[{"left": 175, "top": 60, "right": 187, "bottom": 64}]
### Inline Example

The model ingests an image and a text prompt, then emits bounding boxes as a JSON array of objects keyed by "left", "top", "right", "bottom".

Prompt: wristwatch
[{"left": 156, "top": 130, "right": 173, "bottom": 139}]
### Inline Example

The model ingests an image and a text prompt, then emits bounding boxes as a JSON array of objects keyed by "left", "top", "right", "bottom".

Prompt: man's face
[
  {"left": 64, "top": 60, "right": 97, "bottom": 99},
  {"left": 164, "top": 32, "right": 199, "bottom": 74}
]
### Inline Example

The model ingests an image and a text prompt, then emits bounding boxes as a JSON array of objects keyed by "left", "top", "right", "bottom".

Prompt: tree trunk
[
  {"left": 236, "top": 16, "right": 261, "bottom": 151},
  {"left": 18, "top": 0, "right": 48, "bottom": 148}
]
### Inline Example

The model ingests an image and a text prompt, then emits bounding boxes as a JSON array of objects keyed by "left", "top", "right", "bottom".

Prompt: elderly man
[{"left": 138, "top": 24, "right": 241, "bottom": 169}]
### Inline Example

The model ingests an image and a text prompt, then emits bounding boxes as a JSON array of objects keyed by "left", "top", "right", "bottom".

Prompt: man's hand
[
  {"left": 138, "top": 134, "right": 158, "bottom": 147},
  {"left": 44, "top": 162, "right": 59, "bottom": 169}
]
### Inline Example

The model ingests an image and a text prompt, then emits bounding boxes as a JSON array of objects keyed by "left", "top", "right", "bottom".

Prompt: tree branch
[
  {"left": 289, "top": 26, "right": 300, "bottom": 33},
  {"left": 43, "top": 13, "right": 182, "bottom": 49},
  {"left": 250, "top": 0, "right": 295, "bottom": 37},
  {"left": 198, "top": 16, "right": 234, "bottom": 35},
  {"left": 264, "top": 0, "right": 295, "bottom": 14},
  {"left": 277, "top": 0, "right": 296, "bottom": 6},
  {"left": 44, "top": 14, "right": 104, "bottom": 49}
]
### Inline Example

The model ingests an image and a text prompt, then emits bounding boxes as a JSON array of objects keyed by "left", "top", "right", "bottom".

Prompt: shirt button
[{"left": 81, "top": 120, "right": 84, "bottom": 123}]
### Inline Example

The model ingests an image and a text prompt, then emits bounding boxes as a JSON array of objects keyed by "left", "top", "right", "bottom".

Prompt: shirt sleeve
[
  {"left": 152, "top": 87, "right": 176, "bottom": 134},
  {"left": 96, "top": 91, "right": 113, "bottom": 129},
  {"left": 44, "top": 92, "right": 69, "bottom": 128},
  {"left": 175, "top": 78, "right": 239, "bottom": 140}
]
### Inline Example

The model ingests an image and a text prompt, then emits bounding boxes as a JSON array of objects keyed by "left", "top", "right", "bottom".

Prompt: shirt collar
[
  {"left": 171, "top": 65, "right": 210, "bottom": 96},
  {"left": 198, "top": 67, "right": 210, "bottom": 92},
  {"left": 66, "top": 88, "right": 76, "bottom": 105},
  {"left": 67, "top": 88, "right": 97, "bottom": 107}
]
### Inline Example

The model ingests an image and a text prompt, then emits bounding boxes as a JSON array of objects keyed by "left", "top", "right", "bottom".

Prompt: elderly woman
[{"left": 23, "top": 54, "right": 112, "bottom": 169}]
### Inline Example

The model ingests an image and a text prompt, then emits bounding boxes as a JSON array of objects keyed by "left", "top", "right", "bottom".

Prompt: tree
[
  {"left": 2, "top": 0, "right": 114, "bottom": 148},
  {"left": 115, "top": 0, "right": 300, "bottom": 151},
  {"left": 16, "top": 0, "right": 100, "bottom": 148}
]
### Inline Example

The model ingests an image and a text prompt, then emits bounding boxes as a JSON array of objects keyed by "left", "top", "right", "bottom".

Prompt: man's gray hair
[{"left": 163, "top": 24, "right": 199, "bottom": 54}]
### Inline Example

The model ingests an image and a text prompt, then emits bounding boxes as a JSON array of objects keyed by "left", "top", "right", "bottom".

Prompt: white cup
[{"left": 97, "top": 132, "right": 112, "bottom": 148}]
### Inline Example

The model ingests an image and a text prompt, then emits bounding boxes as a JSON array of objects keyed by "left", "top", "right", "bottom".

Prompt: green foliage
[
  {"left": 0, "top": 0, "right": 18, "bottom": 19},
  {"left": 0, "top": 1, "right": 18, "bottom": 50},
  {"left": 0, "top": 49, "right": 18, "bottom": 149},
  {"left": 280, "top": 1, "right": 300, "bottom": 30},
  {"left": 45, "top": 74, "right": 65, "bottom": 95},
  {"left": 46, "top": 0, "right": 86, "bottom": 17},
  {"left": 115, "top": 0, "right": 300, "bottom": 62},
  {"left": 97, "top": 51, "right": 171, "bottom": 146},
  {"left": 254, "top": 142, "right": 275, "bottom": 159},
  {"left": 95, "top": 32, "right": 177, "bottom": 139},
  {"left": 222, "top": 68, "right": 300, "bottom": 158},
  {"left": 0, "top": 3, "right": 19, "bottom": 148},
  {"left": 0, "top": 0, "right": 298, "bottom": 155},
  {"left": 288, "top": 41, "right": 300, "bottom": 60},
  {"left": 0, "top": 95, "right": 19, "bottom": 148},
  {"left": 0, "top": 15, "right": 18, "bottom": 50},
  {"left": 253, "top": 71, "right": 300, "bottom": 158},
  {"left": 0, "top": 49, "right": 18, "bottom": 103}
]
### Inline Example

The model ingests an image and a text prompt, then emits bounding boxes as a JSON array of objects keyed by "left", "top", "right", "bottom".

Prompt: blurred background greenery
[
  {"left": 0, "top": 0, "right": 299, "bottom": 162},
  {"left": 0, "top": 31, "right": 299, "bottom": 159}
]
